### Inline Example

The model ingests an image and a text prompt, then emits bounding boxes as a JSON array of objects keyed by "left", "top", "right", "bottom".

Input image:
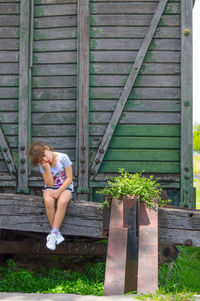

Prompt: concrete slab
[{"left": 0, "top": 293, "right": 139, "bottom": 301}]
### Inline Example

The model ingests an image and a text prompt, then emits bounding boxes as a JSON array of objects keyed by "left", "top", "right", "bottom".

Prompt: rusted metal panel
[
  {"left": 104, "top": 198, "right": 128, "bottom": 295},
  {"left": 137, "top": 201, "right": 158, "bottom": 293}
]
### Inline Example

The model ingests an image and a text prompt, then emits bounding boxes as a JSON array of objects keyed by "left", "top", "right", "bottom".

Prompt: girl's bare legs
[
  {"left": 53, "top": 190, "right": 71, "bottom": 229},
  {"left": 43, "top": 190, "right": 56, "bottom": 227}
]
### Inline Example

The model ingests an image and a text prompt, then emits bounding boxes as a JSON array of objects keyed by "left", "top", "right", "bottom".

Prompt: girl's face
[{"left": 41, "top": 149, "right": 53, "bottom": 164}]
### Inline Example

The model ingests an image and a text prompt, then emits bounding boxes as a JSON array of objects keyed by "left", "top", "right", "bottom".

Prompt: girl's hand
[
  {"left": 48, "top": 189, "right": 61, "bottom": 199},
  {"left": 41, "top": 162, "right": 51, "bottom": 170}
]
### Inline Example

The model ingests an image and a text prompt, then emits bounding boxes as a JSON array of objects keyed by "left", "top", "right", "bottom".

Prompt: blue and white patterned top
[{"left": 39, "top": 152, "right": 74, "bottom": 191}]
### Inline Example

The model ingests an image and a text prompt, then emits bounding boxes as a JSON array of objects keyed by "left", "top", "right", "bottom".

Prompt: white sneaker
[
  {"left": 46, "top": 233, "right": 57, "bottom": 251},
  {"left": 56, "top": 232, "right": 65, "bottom": 245}
]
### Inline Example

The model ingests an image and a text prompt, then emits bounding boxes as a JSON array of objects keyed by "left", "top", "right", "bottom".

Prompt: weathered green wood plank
[
  {"left": 32, "top": 112, "right": 76, "bottom": 124},
  {"left": 90, "top": 88, "right": 180, "bottom": 100},
  {"left": 90, "top": 39, "right": 180, "bottom": 51},
  {"left": 99, "top": 162, "right": 180, "bottom": 174},
  {"left": 0, "top": 76, "right": 18, "bottom": 87},
  {"left": 90, "top": 15, "right": 180, "bottom": 27},
  {"left": 0, "top": 63, "right": 19, "bottom": 74},
  {"left": 90, "top": 100, "right": 180, "bottom": 112},
  {"left": 0, "top": 27, "right": 19, "bottom": 38},
  {"left": 180, "top": 0, "right": 193, "bottom": 208},
  {"left": 90, "top": 51, "right": 180, "bottom": 63},
  {"left": 34, "top": 28, "right": 76, "bottom": 40},
  {"left": 1, "top": 136, "right": 17, "bottom": 148},
  {"left": 32, "top": 64, "right": 76, "bottom": 75},
  {"left": 0, "top": 124, "right": 17, "bottom": 135},
  {"left": 0, "top": 100, "right": 18, "bottom": 111},
  {"left": 32, "top": 100, "right": 76, "bottom": 112},
  {"left": 32, "top": 88, "right": 76, "bottom": 99},
  {"left": 0, "top": 4, "right": 19, "bottom": 14},
  {"left": 90, "top": 27, "right": 179, "bottom": 39},
  {"left": 35, "top": 0, "right": 77, "bottom": 4},
  {"left": 34, "top": 40, "right": 76, "bottom": 52},
  {"left": 0, "top": 112, "right": 18, "bottom": 123},
  {"left": 33, "top": 52, "right": 76, "bottom": 63},
  {"left": 32, "top": 75, "right": 180, "bottom": 88},
  {"left": 0, "top": 15, "right": 19, "bottom": 26},
  {"left": 34, "top": 15, "right": 77, "bottom": 28},
  {"left": 0, "top": 88, "right": 18, "bottom": 99},
  {"left": 32, "top": 137, "right": 76, "bottom": 149},
  {"left": 0, "top": 40, "right": 19, "bottom": 51},
  {"left": 32, "top": 125, "right": 76, "bottom": 136},
  {"left": 32, "top": 76, "right": 76, "bottom": 88},
  {"left": 104, "top": 150, "right": 180, "bottom": 162},
  {"left": 0, "top": 51, "right": 18, "bottom": 62},
  {"left": 90, "top": 75, "right": 180, "bottom": 87},
  {"left": 90, "top": 125, "right": 180, "bottom": 137},
  {"left": 34, "top": 4, "right": 76, "bottom": 17},
  {"left": 90, "top": 63, "right": 180, "bottom": 75},
  {"left": 91, "top": 137, "right": 180, "bottom": 149},
  {"left": 90, "top": 112, "right": 180, "bottom": 124},
  {"left": 90, "top": 3, "right": 180, "bottom": 14}
]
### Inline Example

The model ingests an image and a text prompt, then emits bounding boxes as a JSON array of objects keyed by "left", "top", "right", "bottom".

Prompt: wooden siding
[
  {"left": 30, "top": 0, "right": 78, "bottom": 180},
  {"left": 89, "top": 0, "right": 181, "bottom": 178},
  {"left": 0, "top": 1, "right": 20, "bottom": 186}
]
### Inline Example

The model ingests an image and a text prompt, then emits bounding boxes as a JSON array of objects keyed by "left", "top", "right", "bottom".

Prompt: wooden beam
[
  {"left": 0, "top": 126, "right": 16, "bottom": 178},
  {"left": 180, "top": 0, "right": 193, "bottom": 208},
  {"left": 0, "top": 240, "right": 107, "bottom": 255},
  {"left": 18, "top": 0, "right": 32, "bottom": 194},
  {"left": 0, "top": 194, "right": 200, "bottom": 247},
  {"left": 76, "top": 0, "right": 90, "bottom": 199},
  {"left": 90, "top": 0, "right": 168, "bottom": 179}
]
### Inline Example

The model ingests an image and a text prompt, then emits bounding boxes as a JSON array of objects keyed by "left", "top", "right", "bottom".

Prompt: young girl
[{"left": 27, "top": 142, "right": 74, "bottom": 251}]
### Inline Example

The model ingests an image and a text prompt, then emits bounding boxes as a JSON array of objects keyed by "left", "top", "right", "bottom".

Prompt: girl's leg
[
  {"left": 52, "top": 190, "right": 72, "bottom": 229},
  {"left": 43, "top": 190, "right": 56, "bottom": 227}
]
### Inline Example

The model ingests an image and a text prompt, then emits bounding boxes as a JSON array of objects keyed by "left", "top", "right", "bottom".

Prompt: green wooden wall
[{"left": 0, "top": 0, "right": 193, "bottom": 207}]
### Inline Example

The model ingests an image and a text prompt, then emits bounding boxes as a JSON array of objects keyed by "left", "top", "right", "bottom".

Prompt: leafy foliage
[
  {"left": 98, "top": 168, "right": 167, "bottom": 208},
  {"left": 193, "top": 130, "right": 200, "bottom": 151},
  {"left": 0, "top": 259, "right": 105, "bottom": 296}
]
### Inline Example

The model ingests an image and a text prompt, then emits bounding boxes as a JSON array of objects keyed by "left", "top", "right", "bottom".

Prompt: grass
[
  {"left": 0, "top": 246, "right": 200, "bottom": 298},
  {"left": 0, "top": 259, "right": 105, "bottom": 295}
]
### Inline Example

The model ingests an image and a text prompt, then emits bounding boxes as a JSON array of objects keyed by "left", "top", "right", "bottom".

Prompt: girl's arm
[
  {"left": 48, "top": 165, "right": 73, "bottom": 199},
  {"left": 41, "top": 163, "right": 54, "bottom": 187}
]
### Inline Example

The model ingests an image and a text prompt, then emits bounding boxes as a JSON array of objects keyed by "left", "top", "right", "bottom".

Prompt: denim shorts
[{"left": 43, "top": 186, "right": 75, "bottom": 200}]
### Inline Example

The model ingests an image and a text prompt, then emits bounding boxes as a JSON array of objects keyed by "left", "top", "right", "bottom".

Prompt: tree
[{"left": 193, "top": 124, "right": 200, "bottom": 151}]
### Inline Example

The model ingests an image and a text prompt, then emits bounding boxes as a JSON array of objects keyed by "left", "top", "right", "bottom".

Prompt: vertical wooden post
[
  {"left": 77, "top": 0, "right": 90, "bottom": 200},
  {"left": 180, "top": 0, "right": 193, "bottom": 208},
  {"left": 18, "top": 0, "right": 32, "bottom": 193}
]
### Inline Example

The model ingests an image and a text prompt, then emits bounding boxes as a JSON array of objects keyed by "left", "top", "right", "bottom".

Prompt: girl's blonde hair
[{"left": 27, "top": 142, "right": 51, "bottom": 166}]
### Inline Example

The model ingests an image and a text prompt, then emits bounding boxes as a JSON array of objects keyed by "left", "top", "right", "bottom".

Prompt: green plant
[{"left": 97, "top": 168, "right": 167, "bottom": 208}]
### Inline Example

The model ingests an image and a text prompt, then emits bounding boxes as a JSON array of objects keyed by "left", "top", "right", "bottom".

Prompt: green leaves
[{"left": 98, "top": 168, "right": 168, "bottom": 208}]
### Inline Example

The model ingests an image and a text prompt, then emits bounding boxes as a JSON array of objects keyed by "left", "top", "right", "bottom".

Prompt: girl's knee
[
  {"left": 58, "top": 191, "right": 71, "bottom": 207},
  {"left": 43, "top": 191, "right": 55, "bottom": 207}
]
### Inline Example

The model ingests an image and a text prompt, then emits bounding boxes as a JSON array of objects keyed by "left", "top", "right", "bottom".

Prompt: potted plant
[{"left": 97, "top": 168, "right": 168, "bottom": 208}]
